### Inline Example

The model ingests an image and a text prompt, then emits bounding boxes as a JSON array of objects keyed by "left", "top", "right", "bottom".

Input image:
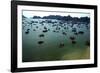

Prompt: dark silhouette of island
[{"left": 29, "top": 15, "right": 90, "bottom": 23}]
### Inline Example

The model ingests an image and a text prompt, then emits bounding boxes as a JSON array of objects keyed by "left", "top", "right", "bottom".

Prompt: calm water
[{"left": 22, "top": 18, "right": 90, "bottom": 62}]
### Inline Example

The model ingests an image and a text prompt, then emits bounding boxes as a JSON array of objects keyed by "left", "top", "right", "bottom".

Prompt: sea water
[{"left": 22, "top": 18, "right": 90, "bottom": 62}]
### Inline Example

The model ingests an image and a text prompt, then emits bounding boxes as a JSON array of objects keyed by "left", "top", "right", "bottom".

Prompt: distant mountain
[
  {"left": 32, "top": 16, "right": 41, "bottom": 19},
  {"left": 22, "top": 15, "right": 90, "bottom": 23}
]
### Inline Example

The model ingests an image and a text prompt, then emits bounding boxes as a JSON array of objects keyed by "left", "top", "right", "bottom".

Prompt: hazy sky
[{"left": 22, "top": 10, "right": 90, "bottom": 18}]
